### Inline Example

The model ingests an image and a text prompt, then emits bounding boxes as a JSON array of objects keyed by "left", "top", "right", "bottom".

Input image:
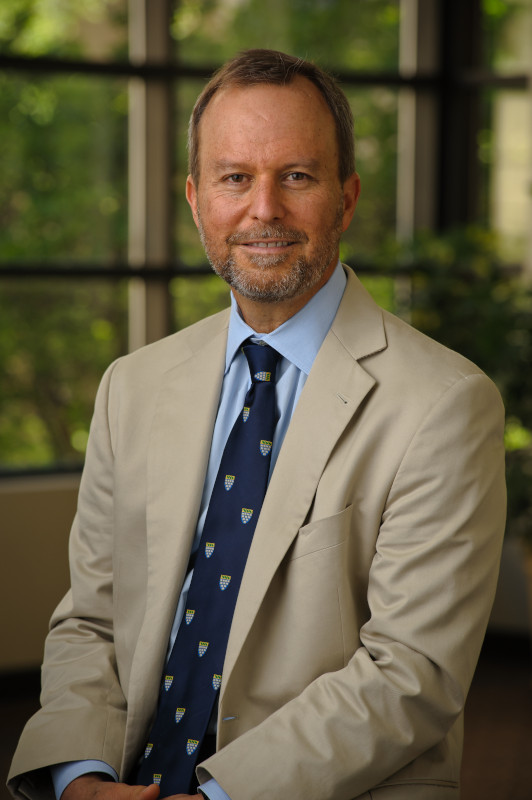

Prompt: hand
[
  {"left": 61, "top": 776, "right": 202, "bottom": 800},
  {"left": 152, "top": 794, "right": 201, "bottom": 799},
  {"left": 61, "top": 775, "right": 160, "bottom": 800}
]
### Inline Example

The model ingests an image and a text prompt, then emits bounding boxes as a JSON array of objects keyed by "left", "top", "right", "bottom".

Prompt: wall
[{"left": 0, "top": 474, "right": 79, "bottom": 672}]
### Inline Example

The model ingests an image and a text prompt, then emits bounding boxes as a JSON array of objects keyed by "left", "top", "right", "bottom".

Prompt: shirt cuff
[
  {"left": 50, "top": 761, "right": 118, "bottom": 800},
  {"left": 199, "top": 777, "right": 232, "bottom": 800}
]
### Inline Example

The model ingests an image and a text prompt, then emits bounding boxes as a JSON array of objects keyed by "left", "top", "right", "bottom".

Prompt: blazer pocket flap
[{"left": 289, "top": 505, "right": 352, "bottom": 560}]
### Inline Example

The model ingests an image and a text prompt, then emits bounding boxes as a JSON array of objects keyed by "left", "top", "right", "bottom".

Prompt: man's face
[{"left": 186, "top": 77, "right": 359, "bottom": 315}]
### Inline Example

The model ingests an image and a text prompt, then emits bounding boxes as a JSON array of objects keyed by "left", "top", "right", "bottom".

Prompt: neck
[{"left": 232, "top": 292, "right": 310, "bottom": 333}]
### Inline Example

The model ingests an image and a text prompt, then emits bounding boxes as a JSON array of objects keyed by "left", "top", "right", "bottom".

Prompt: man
[{"left": 9, "top": 49, "right": 505, "bottom": 800}]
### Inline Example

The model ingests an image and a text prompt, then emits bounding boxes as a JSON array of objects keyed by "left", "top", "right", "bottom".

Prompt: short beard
[{"left": 196, "top": 205, "right": 344, "bottom": 304}]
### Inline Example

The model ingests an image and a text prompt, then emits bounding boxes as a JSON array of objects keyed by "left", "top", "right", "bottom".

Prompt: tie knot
[{"left": 242, "top": 341, "right": 280, "bottom": 384}]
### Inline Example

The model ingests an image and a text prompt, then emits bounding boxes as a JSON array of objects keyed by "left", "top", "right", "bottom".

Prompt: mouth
[
  {"left": 242, "top": 240, "right": 294, "bottom": 249},
  {"left": 227, "top": 228, "right": 307, "bottom": 252}
]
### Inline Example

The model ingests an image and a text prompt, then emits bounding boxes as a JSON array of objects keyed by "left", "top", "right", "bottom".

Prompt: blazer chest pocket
[{"left": 289, "top": 504, "right": 352, "bottom": 561}]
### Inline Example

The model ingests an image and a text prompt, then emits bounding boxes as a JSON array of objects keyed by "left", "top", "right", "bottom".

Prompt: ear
[
  {"left": 185, "top": 175, "right": 200, "bottom": 228},
  {"left": 341, "top": 172, "right": 361, "bottom": 233}
]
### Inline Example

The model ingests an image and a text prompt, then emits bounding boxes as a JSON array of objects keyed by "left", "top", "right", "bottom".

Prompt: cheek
[
  {"left": 201, "top": 197, "right": 242, "bottom": 232},
  {"left": 297, "top": 191, "right": 341, "bottom": 224}
]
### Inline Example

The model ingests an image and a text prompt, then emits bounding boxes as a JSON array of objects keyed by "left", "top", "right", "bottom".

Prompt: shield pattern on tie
[
  {"left": 164, "top": 675, "right": 173, "bottom": 691},
  {"left": 198, "top": 641, "right": 209, "bottom": 657},
  {"left": 219, "top": 574, "right": 231, "bottom": 591},
  {"left": 205, "top": 542, "right": 215, "bottom": 558},
  {"left": 185, "top": 609, "right": 195, "bottom": 625},
  {"left": 241, "top": 507, "right": 253, "bottom": 524},
  {"left": 259, "top": 439, "right": 272, "bottom": 456},
  {"left": 242, "top": 406, "right": 250, "bottom": 422},
  {"left": 153, "top": 774, "right": 162, "bottom": 785},
  {"left": 186, "top": 739, "right": 199, "bottom": 756},
  {"left": 224, "top": 474, "right": 235, "bottom": 491},
  {"left": 175, "top": 707, "right": 186, "bottom": 724},
  {"left": 144, "top": 743, "right": 153, "bottom": 759},
  {"left": 212, "top": 673, "right": 222, "bottom": 690}
]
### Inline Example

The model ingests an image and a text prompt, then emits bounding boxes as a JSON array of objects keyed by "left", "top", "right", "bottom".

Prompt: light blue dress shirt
[{"left": 51, "top": 263, "right": 346, "bottom": 800}]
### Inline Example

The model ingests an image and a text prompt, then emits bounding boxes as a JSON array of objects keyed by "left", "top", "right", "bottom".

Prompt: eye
[
  {"left": 225, "top": 174, "right": 246, "bottom": 183},
  {"left": 286, "top": 172, "right": 307, "bottom": 181}
]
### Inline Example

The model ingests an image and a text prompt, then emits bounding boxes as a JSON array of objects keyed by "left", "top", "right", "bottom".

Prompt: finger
[
  {"left": 166, "top": 794, "right": 202, "bottom": 799},
  {"left": 136, "top": 784, "right": 161, "bottom": 800}
]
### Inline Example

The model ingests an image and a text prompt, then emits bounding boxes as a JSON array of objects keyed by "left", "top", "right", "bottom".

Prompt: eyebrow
[{"left": 211, "top": 158, "right": 322, "bottom": 173}]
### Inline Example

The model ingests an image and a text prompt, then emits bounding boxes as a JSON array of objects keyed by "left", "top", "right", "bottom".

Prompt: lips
[
  {"left": 244, "top": 240, "right": 293, "bottom": 248},
  {"left": 227, "top": 227, "right": 307, "bottom": 247}
]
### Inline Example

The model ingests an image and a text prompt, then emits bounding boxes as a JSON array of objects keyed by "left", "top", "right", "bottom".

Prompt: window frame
[{"left": 0, "top": 0, "right": 530, "bottom": 476}]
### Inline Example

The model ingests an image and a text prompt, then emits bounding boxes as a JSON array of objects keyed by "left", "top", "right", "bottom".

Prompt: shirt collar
[{"left": 225, "top": 261, "right": 346, "bottom": 375}]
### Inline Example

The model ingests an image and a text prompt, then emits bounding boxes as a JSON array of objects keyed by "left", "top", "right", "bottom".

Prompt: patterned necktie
[{"left": 133, "top": 340, "right": 280, "bottom": 796}]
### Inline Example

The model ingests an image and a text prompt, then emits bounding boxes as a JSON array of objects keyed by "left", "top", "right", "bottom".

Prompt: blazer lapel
[
  {"left": 123, "top": 311, "right": 230, "bottom": 770},
  {"left": 221, "top": 270, "right": 388, "bottom": 690}
]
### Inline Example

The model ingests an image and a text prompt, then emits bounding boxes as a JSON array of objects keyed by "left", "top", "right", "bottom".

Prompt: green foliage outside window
[
  {"left": 0, "top": 281, "right": 127, "bottom": 467},
  {"left": 392, "top": 227, "right": 532, "bottom": 545},
  {"left": 172, "top": 0, "right": 399, "bottom": 70},
  {"left": 0, "top": 72, "right": 128, "bottom": 263},
  {"left": 0, "top": 1, "right": 128, "bottom": 470},
  {"left": 0, "top": 0, "right": 127, "bottom": 60}
]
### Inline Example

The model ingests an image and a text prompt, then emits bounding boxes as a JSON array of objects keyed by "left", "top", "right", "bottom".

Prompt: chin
[{"left": 225, "top": 263, "right": 326, "bottom": 304}]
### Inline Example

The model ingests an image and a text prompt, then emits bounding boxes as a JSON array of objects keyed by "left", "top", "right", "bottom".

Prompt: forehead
[{"left": 197, "top": 76, "right": 338, "bottom": 169}]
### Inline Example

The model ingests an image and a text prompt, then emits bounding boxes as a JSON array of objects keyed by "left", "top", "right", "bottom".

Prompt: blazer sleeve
[
  {"left": 8, "top": 360, "right": 127, "bottom": 800},
  {"left": 197, "top": 372, "right": 506, "bottom": 800}
]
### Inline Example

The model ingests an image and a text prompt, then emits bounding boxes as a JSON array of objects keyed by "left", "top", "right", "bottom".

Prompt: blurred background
[{"left": 1, "top": 1, "right": 531, "bottom": 797}]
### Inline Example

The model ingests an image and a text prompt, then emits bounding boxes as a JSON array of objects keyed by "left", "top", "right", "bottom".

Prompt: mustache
[{"left": 226, "top": 225, "right": 308, "bottom": 244}]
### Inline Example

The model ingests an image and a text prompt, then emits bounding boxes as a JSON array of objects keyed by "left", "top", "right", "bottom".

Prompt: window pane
[
  {"left": 341, "top": 86, "right": 398, "bottom": 262},
  {"left": 171, "top": 275, "right": 231, "bottom": 331},
  {"left": 479, "top": 89, "right": 531, "bottom": 262},
  {"left": 0, "top": 73, "right": 128, "bottom": 265},
  {"left": 0, "top": 280, "right": 127, "bottom": 470},
  {"left": 0, "top": 0, "right": 127, "bottom": 60},
  {"left": 358, "top": 274, "right": 397, "bottom": 313},
  {"left": 175, "top": 78, "right": 208, "bottom": 268},
  {"left": 482, "top": 0, "right": 532, "bottom": 73},
  {"left": 173, "top": 0, "right": 399, "bottom": 71}
]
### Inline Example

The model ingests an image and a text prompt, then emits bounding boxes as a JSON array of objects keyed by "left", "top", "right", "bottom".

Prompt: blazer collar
[{"left": 125, "top": 309, "right": 231, "bottom": 768}]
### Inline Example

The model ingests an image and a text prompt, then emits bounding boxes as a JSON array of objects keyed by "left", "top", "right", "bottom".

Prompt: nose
[{"left": 247, "top": 176, "right": 285, "bottom": 222}]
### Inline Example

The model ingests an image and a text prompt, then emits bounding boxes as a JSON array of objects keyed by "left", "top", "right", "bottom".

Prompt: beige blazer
[{"left": 9, "top": 268, "right": 506, "bottom": 800}]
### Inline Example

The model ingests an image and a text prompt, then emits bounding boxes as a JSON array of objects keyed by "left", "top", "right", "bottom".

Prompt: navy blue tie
[{"left": 134, "top": 340, "right": 280, "bottom": 796}]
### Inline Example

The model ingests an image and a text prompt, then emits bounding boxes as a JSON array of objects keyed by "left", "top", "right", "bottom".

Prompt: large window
[
  {"left": 1, "top": 0, "right": 531, "bottom": 472},
  {"left": 0, "top": 1, "right": 129, "bottom": 469},
  {"left": 481, "top": 1, "right": 532, "bottom": 261}
]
